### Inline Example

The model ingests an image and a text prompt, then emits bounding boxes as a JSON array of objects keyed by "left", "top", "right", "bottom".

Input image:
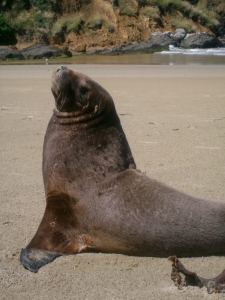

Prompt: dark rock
[
  {"left": 21, "top": 44, "right": 72, "bottom": 59},
  {"left": 0, "top": 47, "right": 24, "bottom": 60},
  {"left": 91, "top": 31, "right": 181, "bottom": 54},
  {"left": 147, "top": 31, "right": 181, "bottom": 47},
  {"left": 0, "top": 44, "right": 72, "bottom": 60},
  {"left": 171, "top": 28, "right": 187, "bottom": 42},
  {"left": 180, "top": 32, "right": 223, "bottom": 48},
  {"left": 89, "top": 29, "right": 224, "bottom": 55}
]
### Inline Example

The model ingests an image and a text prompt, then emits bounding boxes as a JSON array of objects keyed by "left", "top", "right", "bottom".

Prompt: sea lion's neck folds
[{"left": 53, "top": 106, "right": 106, "bottom": 127}]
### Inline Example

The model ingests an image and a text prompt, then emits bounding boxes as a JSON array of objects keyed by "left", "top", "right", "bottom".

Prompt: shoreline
[
  {"left": 1, "top": 51, "right": 225, "bottom": 66},
  {"left": 1, "top": 64, "right": 225, "bottom": 79}
]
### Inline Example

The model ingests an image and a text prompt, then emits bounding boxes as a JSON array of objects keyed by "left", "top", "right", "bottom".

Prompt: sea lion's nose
[{"left": 56, "top": 66, "right": 68, "bottom": 72}]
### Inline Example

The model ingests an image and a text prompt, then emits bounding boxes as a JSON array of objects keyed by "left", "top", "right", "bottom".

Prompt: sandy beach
[{"left": 1, "top": 64, "right": 225, "bottom": 299}]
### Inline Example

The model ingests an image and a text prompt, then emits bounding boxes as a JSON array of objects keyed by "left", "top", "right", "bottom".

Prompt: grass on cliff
[
  {"left": 51, "top": 15, "right": 84, "bottom": 34},
  {"left": 169, "top": 15, "right": 196, "bottom": 32},
  {"left": 141, "top": 7, "right": 160, "bottom": 20},
  {"left": 51, "top": 15, "right": 114, "bottom": 35},
  {"left": 118, "top": 0, "right": 138, "bottom": 17},
  {"left": 120, "top": 7, "right": 137, "bottom": 17},
  {"left": 139, "top": 0, "right": 219, "bottom": 29},
  {"left": 86, "top": 16, "right": 114, "bottom": 32},
  {"left": 7, "top": 9, "right": 54, "bottom": 32}
]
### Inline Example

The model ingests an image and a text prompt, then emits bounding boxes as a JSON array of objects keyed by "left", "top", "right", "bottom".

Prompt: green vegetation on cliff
[
  {"left": 0, "top": 13, "right": 16, "bottom": 44},
  {"left": 0, "top": 0, "right": 224, "bottom": 46},
  {"left": 51, "top": 15, "right": 83, "bottom": 35}
]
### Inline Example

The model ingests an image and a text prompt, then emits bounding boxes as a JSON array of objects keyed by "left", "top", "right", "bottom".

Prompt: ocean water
[
  {"left": 1, "top": 47, "right": 225, "bottom": 65},
  {"left": 162, "top": 45, "right": 225, "bottom": 56},
  {"left": 153, "top": 46, "right": 225, "bottom": 65}
]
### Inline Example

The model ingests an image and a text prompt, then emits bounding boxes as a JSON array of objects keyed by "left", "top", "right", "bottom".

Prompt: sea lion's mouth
[
  {"left": 51, "top": 71, "right": 77, "bottom": 113},
  {"left": 51, "top": 82, "right": 66, "bottom": 112}
]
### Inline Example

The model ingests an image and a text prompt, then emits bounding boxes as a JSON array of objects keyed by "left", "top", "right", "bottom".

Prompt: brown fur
[{"left": 20, "top": 66, "right": 225, "bottom": 274}]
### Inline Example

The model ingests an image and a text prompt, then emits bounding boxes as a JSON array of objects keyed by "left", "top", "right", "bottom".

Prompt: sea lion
[{"left": 20, "top": 66, "right": 225, "bottom": 292}]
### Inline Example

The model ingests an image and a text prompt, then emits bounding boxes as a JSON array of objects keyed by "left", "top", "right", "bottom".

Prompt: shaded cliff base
[{"left": 0, "top": 29, "right": 224, "bottom": 60}]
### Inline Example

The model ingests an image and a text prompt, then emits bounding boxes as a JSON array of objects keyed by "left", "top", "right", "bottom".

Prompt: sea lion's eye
[
  {"left": 80, "top": 86, "right": 89, "bottom": 95},
  {"left": 56, "top": 66, "right": 68, "bottom": 72}
]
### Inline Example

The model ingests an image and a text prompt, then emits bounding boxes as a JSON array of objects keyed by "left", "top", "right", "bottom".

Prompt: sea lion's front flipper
[
  {"left": 20, "top": 248, "right": 62, "bottom": 273},
  {"left": 20, "top": 191, "right": 81, "bottom": 272},
  {"left": 169, "top": 256, "right": 225, "bottom": 293}
]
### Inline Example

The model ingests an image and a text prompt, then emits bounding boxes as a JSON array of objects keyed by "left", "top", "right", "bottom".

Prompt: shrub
[
  {"left": 0, "top": 14, "right": 16, "bottom": 44},
  {"left": 126, "top": 21, "right": 135, "bottom": 26},
  {"left": 29, "top": 0, "right": 50, "bottom": 11},
  {"left": 142, "top": 7, "right": 160, "bottom": 19},
  {"left": 86, "top": 16, "right": 102, "bottom": 28},
  {"left": 51, "top": 15, "right": 83, "bottom": 34},
  {"left": 0, "top": 0, "right": 31, "bottom": 11},
  {"left": 86, "top": 16, "right": 114, "bottom": 32},
  {"left": 51, "top": 18, "right": 67, "bottom": 33},
  {"left": 142, "top": 0, "right": 219, "bottom": 30},
  {"left": 11, "top": 10, "right": 54, "bottom": 32},
  {"left": 170, "top": 16, "right": 196, "bottom": 32},
  {"left": 33, "top": 11, "right": 54, "bottom": 29},
  {"left": 66, "top": 16, "right": 83, "bottom": 33},
  {"left": 118, "top": 0, "right": 137, "bottom": 17},
  {"left": 137, "top": 0, "right": 148, "bottom": 7},
  {"left": 120, "top": 7, "right": 136, "bottom": 17},
  {"left": 103, "top": 21, "right": 114, "bottom": 33}
]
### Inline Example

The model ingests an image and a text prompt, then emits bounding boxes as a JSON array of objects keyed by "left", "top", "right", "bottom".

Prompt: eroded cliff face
[
  {"left": 53, "top": 0, "right": 91, "bottom": 14},
  {"left": 44, "top": 0, "right": 156, "bottom": 48},
  {"left": 2, "top": 0, "right": 224, "bottom": 50},
  {"left": 47, "top": 0, "right": 213, "bottom": 50}
]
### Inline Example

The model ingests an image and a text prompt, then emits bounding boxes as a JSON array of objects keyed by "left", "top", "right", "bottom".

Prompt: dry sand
[{"left": 1, "top": 64, "right": 225, "bottom": 300}]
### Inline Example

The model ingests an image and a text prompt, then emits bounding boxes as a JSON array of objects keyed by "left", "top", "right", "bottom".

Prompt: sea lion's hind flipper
[
  {"left": 168, "top": 256, "right": 225, "bottom": 293},
  {"left": 20, "top": 248, "right": 62, "bottom": 273}
]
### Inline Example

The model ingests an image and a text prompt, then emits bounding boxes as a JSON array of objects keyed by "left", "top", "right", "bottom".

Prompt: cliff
[{"left": 0, "top": 0, "right": 225, "bottom": 50}]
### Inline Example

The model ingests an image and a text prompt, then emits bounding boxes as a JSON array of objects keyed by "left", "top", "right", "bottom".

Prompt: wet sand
[{"left": 1, "top": 65, "right": 225, "bottom": 299}]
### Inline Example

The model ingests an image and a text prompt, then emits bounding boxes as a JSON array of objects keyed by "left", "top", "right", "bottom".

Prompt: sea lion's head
[
  {"left": 51, "top": 66, "right": 115, "bottom": 125},
  {"left": 52, "top": 66, "right": 92, "bottom": 113}
]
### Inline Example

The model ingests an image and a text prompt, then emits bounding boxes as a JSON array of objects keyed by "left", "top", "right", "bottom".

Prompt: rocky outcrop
[
  {"left": 15, "top": 29, "right": 50, "bottom": 46},
  {"left": 0, "top": 44, "right": 72, "bottom": 60},
  {"left": 88, "top": 29, "right": 182, "bottom": 54},
  {"left": 89, "top": 30, "right": 224, "bottom": 54},
  {"left": 180, "top": 32, "right": 223, "bottom": 48},
  {"left": 0, "top": 47, "right": 25, "bottom": 60},
  {"left": 21, "top": 44, "right": 72, "bottom": 59},
  {"left": 0, "top": 30, "right": 223, "bottom": 59},
  {"left": 171, "top": 28, "right": 187, "bottom": 42}
]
